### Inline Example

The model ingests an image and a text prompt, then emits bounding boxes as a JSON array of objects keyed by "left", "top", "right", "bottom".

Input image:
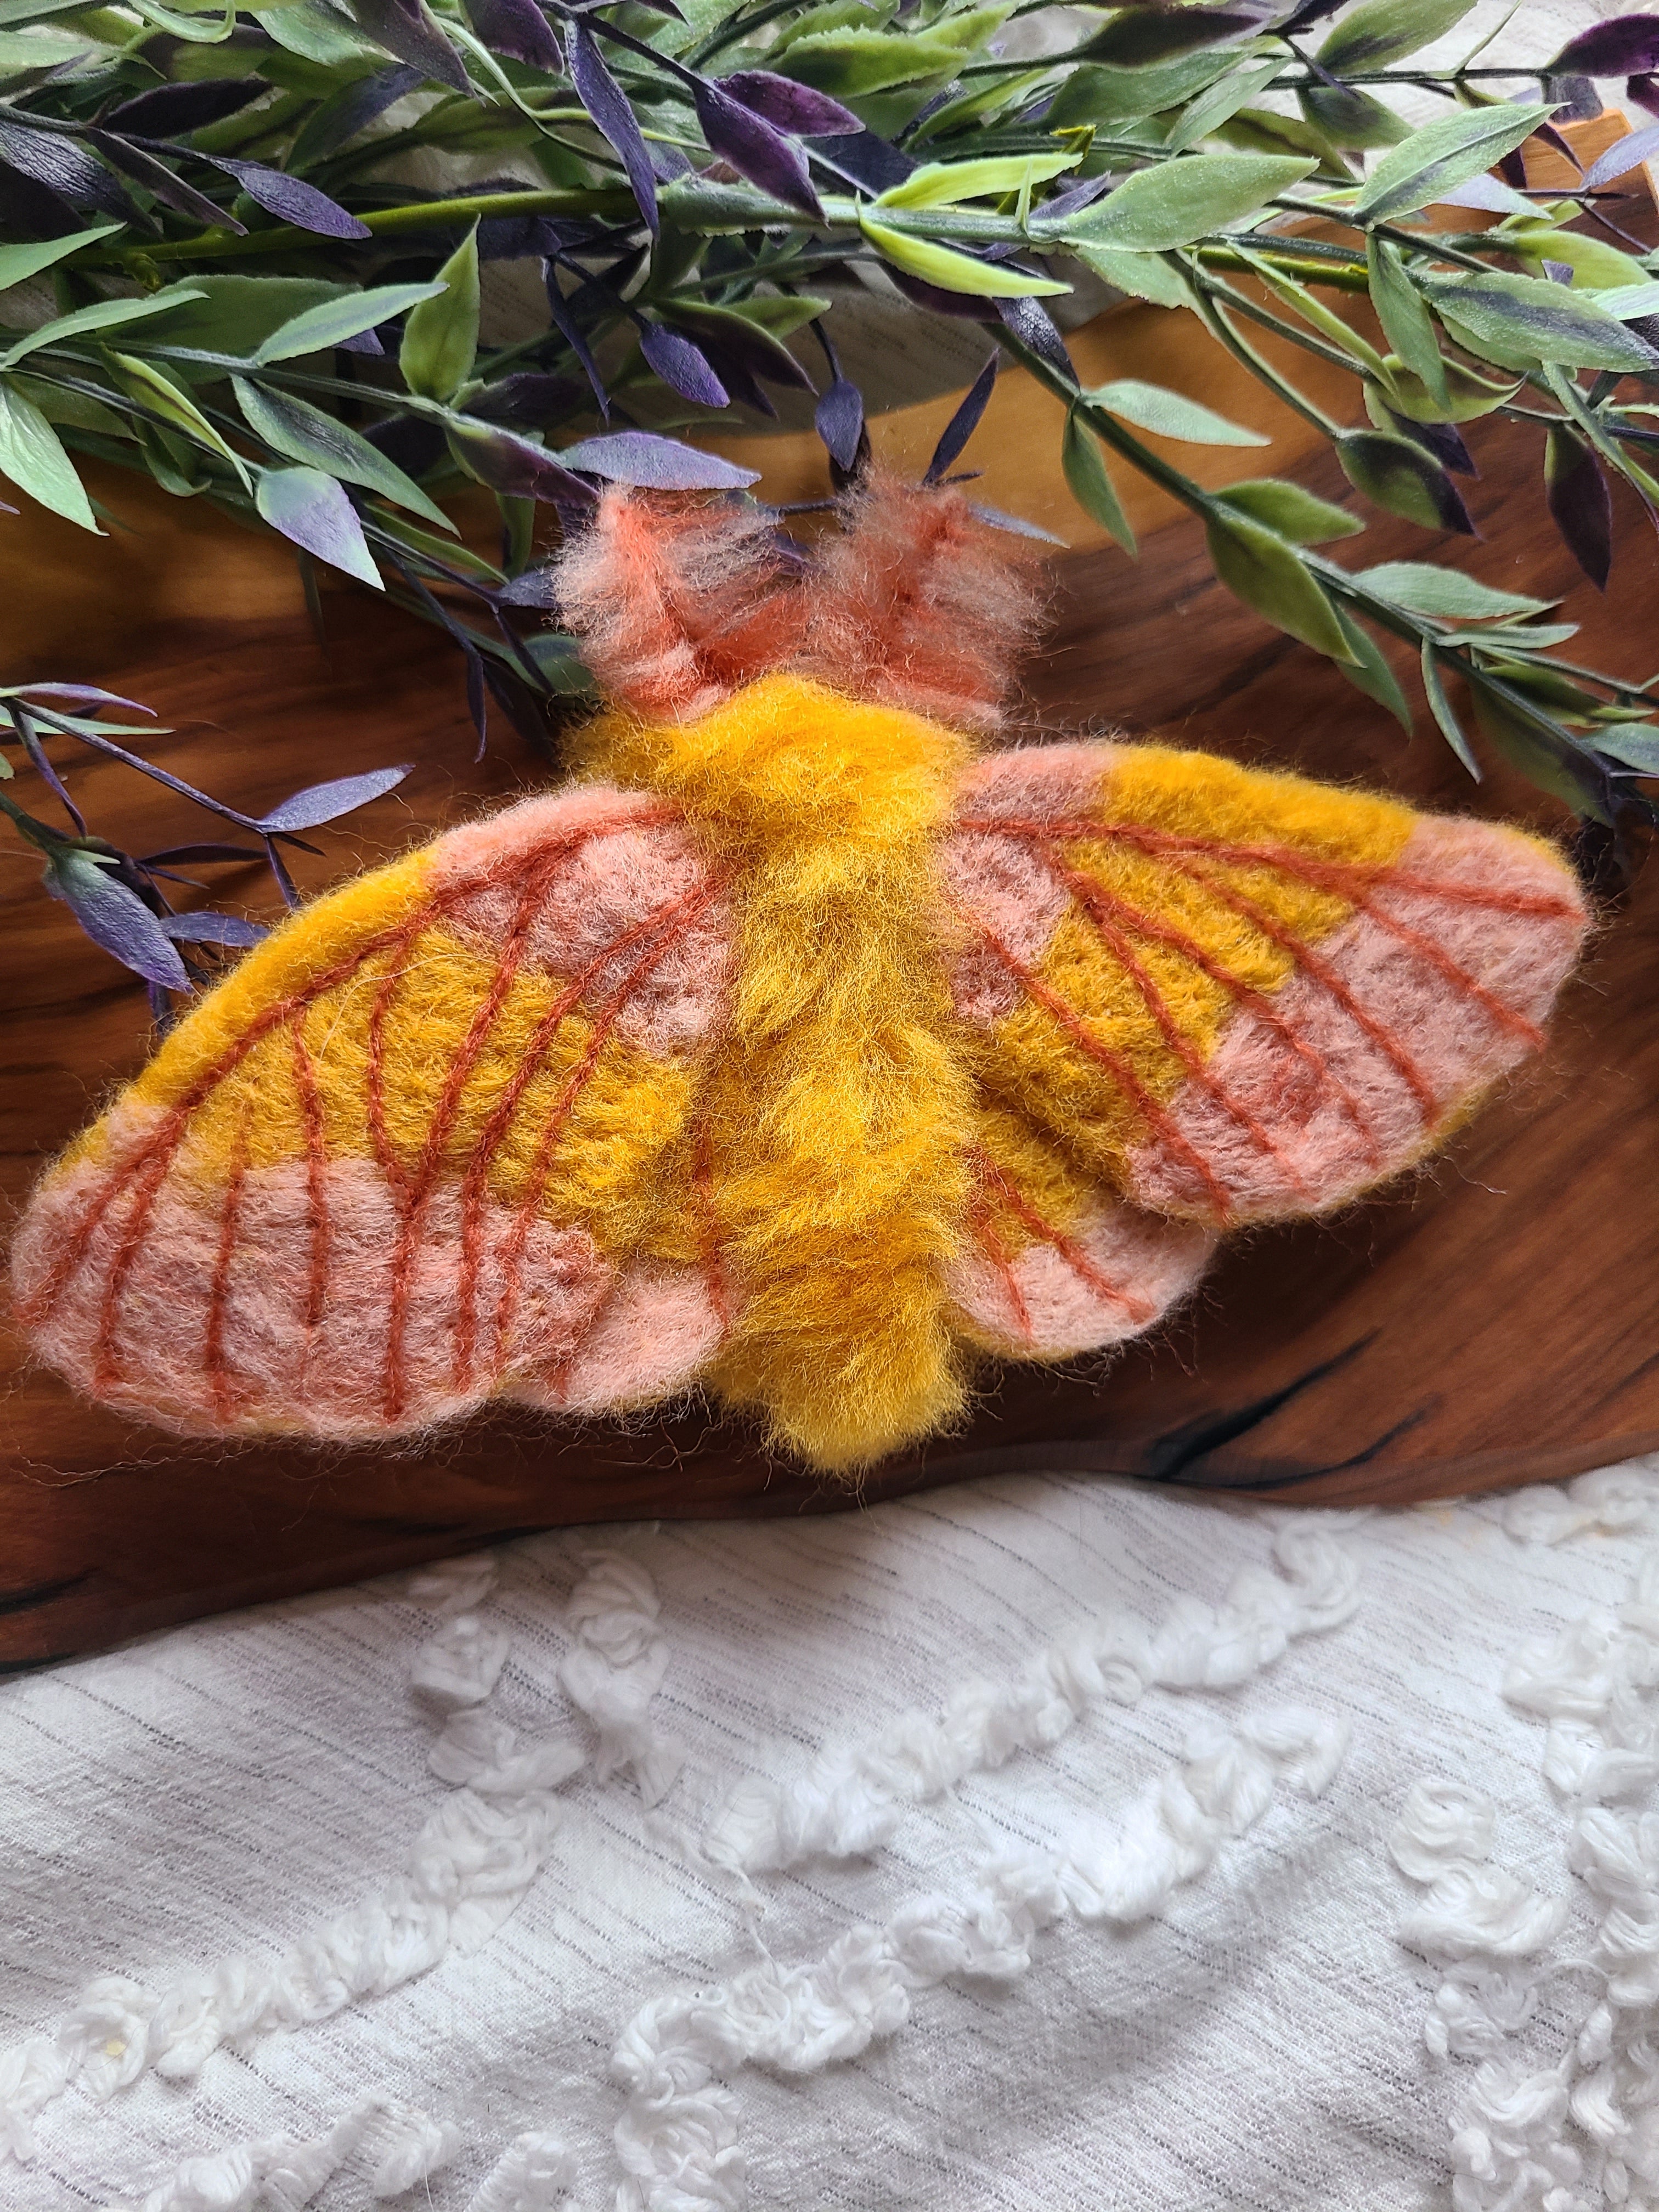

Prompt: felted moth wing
[
  {"left": 939, "top": 733, "right": 1589, "bottom": 1345},
  {"left": 11, "top": 785, "right": 736, "bottom": 1441}
]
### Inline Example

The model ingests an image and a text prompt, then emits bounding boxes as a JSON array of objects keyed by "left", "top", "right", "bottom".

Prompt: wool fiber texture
[{"left": 12, "top": 484, "right": 1590, "bottom": 1469}]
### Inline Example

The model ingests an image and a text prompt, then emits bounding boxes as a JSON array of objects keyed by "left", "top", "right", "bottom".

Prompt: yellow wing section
[{"left": 14, "top": 786, "right": 734, "bottom": 1441}]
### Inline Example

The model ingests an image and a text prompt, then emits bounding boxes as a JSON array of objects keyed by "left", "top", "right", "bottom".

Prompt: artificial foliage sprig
[{"left": 0, "top": 0, "right": 1656, "bottom": 858}]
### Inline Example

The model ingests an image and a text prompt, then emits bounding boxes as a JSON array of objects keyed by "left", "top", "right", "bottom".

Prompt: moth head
[{"left": 554, "top": 471, "right": 1041, "bottom": 737}]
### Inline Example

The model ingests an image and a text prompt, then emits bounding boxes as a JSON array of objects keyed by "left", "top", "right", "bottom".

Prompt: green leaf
[
  {"left": 0, "top": 223, "right": 121, "bottom": 293},
  {"left": 1205, "top": 509, "right": 1356, "bottom": 661},
  {"left": 1420, "top": 640, "right": 1482, "bottom": 777},
  {"left": 232, "top": 377, "right": 454, "bottom": 530},
  {"left": 1502, "top": 220, "right": 1647, "bottom": 292},
  {"left": 253, "top": 281, "right": 447, "bottom": 365},
  {"left": 1071, "top": 245, "right": 1192, "bottom": 308},
  {"left": 1085, "top": 377, "right": 1268, "bottom": 445},
  {"left": 1298, "top": 82, "right": 1411, "bottom": 149},
  {"left": 1421, "top": 270, "right": 1659, "bottom": 373},
  {"left": 1376, "top": 352, "right": 1520, "bottom": 422},
  {"left": 13, "top": 373, "right": 129, "bottom": 437},
  {"left": 1588, "top": 281, "right": 1659, "bottom": 322},
  {"left": 1468, "top": 679, "right": 1616, "bottom": 822},
  {"left": 399, "top": 224, "right": 479, "bottom": 403},
  {"left": 1051, "top": 153, "right": 1318, "bottom": 252},
  {"left": 1352, "top": 103, "right": 1553, "bottom": 223},
  {"left": 107, "top": 351, "right": 252, "bottom": 489},
  {"left": 780, "top": 7, "right": 1010, "bottom": 95},
  {"left": 729, "top": 293, "right": 834, "bottom": 338},
  {"left": 1061, "top": 404, "right": 1135, "bottom": 553},
  {"left": 1043, "top": 53, "right": 1241, "bottom": 133},
  {"left": 0, "top": 287, "right": 207, "bottom": 372},
  {"left": 367, "top": 504, "right": 505, "bottom": 583},
  {"left": 859, "top": 213, "right": 1068, "bottom": 297},
  {"left": 1165, "top": 57, "right": 1285, "bottom": 155},
  {"left": 1334, "top": 605, "right": 1413, "bottom": 729},
  {"left": 1212, "top": 478, "right": 1364, "bottom": 543},
  {"left": 1356, "top": 560, "right": 1555, "bottom": 619},
  {"left": 1319, "top": 0, "right": 1478, "bottom": 75},
  {"left": 1591, "top": 721, "right": 1659, "bottom": 771},
  {"left": 0, "top": 379, "right": 97, "bottom": 529},
  {"left": 877, "top": 151, "right": 1080, "bottom": 210},
  {"left": 1367, "top": 235, "right": 1449, "bottom": 408}
]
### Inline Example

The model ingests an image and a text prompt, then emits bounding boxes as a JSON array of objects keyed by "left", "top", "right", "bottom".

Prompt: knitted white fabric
[{"left": 7, "top": 1459, "right": 1659, "bottom": 2212}]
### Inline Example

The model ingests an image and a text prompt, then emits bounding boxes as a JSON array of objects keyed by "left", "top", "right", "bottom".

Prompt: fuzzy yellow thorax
[{"left": 576, "top": 674, "right": 979, "bottom": 1470}]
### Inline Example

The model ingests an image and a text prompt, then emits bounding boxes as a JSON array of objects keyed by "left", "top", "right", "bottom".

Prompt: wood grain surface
[{"left": 4, "top": 259, "right": 1656, "bottom": 1663}]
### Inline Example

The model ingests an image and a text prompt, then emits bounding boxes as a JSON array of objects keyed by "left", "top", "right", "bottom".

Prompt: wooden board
[{"left": 3, "top": 313, "right": 1656, "bottom": 1666}]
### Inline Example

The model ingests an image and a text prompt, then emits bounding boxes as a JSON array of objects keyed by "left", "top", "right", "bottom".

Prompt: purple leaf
[
  {"left": 555, "top": 430, "right": 761, "bottom": 489},
  {"left": 693, "top": 79, "right": 822, "bottom": 218},
  {"left": 1037, "top": 172, "right": 1116, "bottom": 225},
  {"left": 496, "top": 562, "right": 561, "bottom": 606},
  {"left": 1543, "top": 257, "right": 1575, "bottom": 285},
  {"left": 815, "top": 374, "right": 865, "bottom": 472},
  {"left": 639, "top": 319, "right": 729, "bottom": 408},
  {"left": 1549, "top": 13, "right": 1659, "bottom": 75},
  {"left": 888, "top": 270, "right": 1000, "bottom": 322},
  {"left": 0, "top": 119, "right": 134, "bottom": 217},
  {"left": 258, "top": 764, "right": 412, "bottom": 833},
  {"left": 1431, "top": 172, "right": 1534, "bottom": 212},
  {"left": 969, "top": 500, "right": 1066, "bottom": 544},
  {"left": 446, "top": 417, "right": 595, "bottom": 501},
  {"left": 1080, "top": 2, "right": 1271, "bottom": 66},
  {"left": 468, "top": 371, "right": 587, "bottom": 426},
  {"left": 46, "top": 848, "right": 189, "bottom": 989},
  {"left": 1629, "top": 73, "right": 1659, "bottom": 120},
  {"left": 142, "top": 842, "right": 266, "bottom": 865},
  {"left": 87, "top": 133, "right": 231, "bottom": 227},
  {"left": 720, "top": 71, "right": 860, "bottom": 137},
  {"left": 290, "top": 65, "right": 421, "bottom": 168},
  {"left": 161, "top": 910, "right": 269, "bottom": 946},
  {"left": 807, "top": 129, "right": 914, "bottom": 195},
  {"left": 255, "top": 468, "right": 383, "bottom": 589},
  {"left": 465, "top": 647, "right": 488, "bottom": 760},
  {"left": 461, "top": 0, "right": 562, "bottom": 69},
  {"left": 12, "top": 683, "right": 155, "bottom": 712},
  {"left": 570, "top": 22, "right": 658, "bottom": 238},
  {"left": 996, "top": 295, "right": 1076, "bottom": 384},
  {"left": 1541, "top": 72, "right": 1602, "bottom": 122},
  {"left": 697, "top": 346, "right": 776, "bottom": 415},
  {"left": 1545, "top": 423, "right": 1612, "bottom": 589},
  {"left": 1584, "top": 121, "right": 1659, "bottom": 187},
  {"left": 481, "top": 659, "right": 553, "bottom": 751},
  {"left": 544, "top": 266, "right": 611, "bottom": 416},
  {"left": 9, "top": 705, "right": 85, "bottom": 833},
  {"left": 1387, "top": 409, "right": 1477, "bottom": 477},
  {"left": 342, "top": 0, "right": 470, "bottom": 92},
  {"left": 103, "top": 78, "right": 264, "bottom": 137},
  {"left": 658, "top": 303, "right": 814, "bottom": 392},
  {"left": 925, "top": 353, "right": 997, "bottom": 484},
  {"left": 208, "top": 159, "right": 370, "bottom": 240}
]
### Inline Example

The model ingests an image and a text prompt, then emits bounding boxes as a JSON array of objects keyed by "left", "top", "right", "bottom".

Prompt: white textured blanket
[{"left": 5, "top": 1461, "right": 1659, "bottom": 2211}]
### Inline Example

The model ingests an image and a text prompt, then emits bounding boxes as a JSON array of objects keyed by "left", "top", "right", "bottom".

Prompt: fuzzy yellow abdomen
[{"left": 578, "top": 674, "right": 978, "bottom": 1469}]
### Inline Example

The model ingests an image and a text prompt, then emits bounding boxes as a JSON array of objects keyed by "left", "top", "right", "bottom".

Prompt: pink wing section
[
  {"left": 937, "top": 737, "right": 1589, "bottom": 1355},
  {"left": 14, "top": 788, "right": 735, "bottom": 1443}
]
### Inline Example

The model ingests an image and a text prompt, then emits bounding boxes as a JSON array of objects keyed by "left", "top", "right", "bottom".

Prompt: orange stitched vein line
[
  {"left": 973, "top": 1148, "right": 1156, "bottom": 1327},
  {"left": 1352, "top": 901, "right": 1544, "bottom": 1047},
  {"left": 1172, "top": 859, "right": 1441, "bottom": 1122},
  {"left": 448, "top": 879, "right": 719, "bottom": 1392},
  {"left": 381, "top": 845, "right": 574, "bottom": 1423},
  {"left": 37, "top": 805, "right": 670, "bottom": 1367},
  {"left": 489, "top": 882, "right": 724, "bottom": 1381},
  {"left": 962, "top": 906, "right": 1237, "bottom": 1222},
  {"left": 203, "top": 1097, "right": 252, "bottom": 1424},
  {"left": 290, "top": 1010, "right": 330, "bottom": 1334},
  {"left": 953, "top": 815, "right": 1585, "bottom": 922},
  {"left": 1031, "top": 838, "right": 1310, "bottom": 1198},
  {"left": 967, "top": 1188, "right": 1034, "bottom": 1345},
  {"left": 1045, "top": 849, "right": 1385, "bottom": 1171}
]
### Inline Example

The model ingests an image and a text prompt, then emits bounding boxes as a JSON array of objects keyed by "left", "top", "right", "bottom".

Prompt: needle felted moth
[{"left": 13, "top": 477, "right": 1589, "bottom": 1472}]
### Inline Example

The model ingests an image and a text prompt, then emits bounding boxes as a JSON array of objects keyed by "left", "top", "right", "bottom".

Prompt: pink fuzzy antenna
[{"left": 555, "top": 476, "right": 1040, "bottom": 730}]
